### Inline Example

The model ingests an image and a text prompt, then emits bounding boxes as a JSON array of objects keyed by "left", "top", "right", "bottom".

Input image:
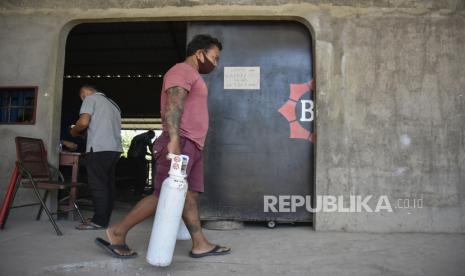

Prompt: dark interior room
[{"left": 60, "top": 21, "right": 187, "bottom": 201}]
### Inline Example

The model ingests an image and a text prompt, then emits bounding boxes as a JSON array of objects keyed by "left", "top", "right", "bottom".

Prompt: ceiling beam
[
  {"left": 66, "top": 47, "right": 177, "bottom": 53},
  {"left": 70, "top": 29, "right": 185, "bottom": 36}
]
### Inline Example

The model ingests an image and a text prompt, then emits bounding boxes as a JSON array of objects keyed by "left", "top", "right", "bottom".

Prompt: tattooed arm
[{"left": 165, "top": 86, "right": 188, "bottom": 155}]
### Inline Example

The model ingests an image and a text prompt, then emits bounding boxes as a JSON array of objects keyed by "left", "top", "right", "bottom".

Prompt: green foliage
[{"left": 121, "top": 131, "right": 133, "bottom": 157}]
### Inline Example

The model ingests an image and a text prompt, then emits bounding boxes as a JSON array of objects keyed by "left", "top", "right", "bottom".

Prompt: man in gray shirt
[{"left": 71, "top": 85, "right": 122, "bottom": 229}]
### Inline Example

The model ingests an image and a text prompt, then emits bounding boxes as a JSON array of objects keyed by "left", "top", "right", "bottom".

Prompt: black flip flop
[
  {"left": 75, "top": 222, "right": 105, "bottom": 230},
  {"left": 94, "top": 237, "right": 138, "bottom": 259},
  {"left": 189, "top": 245, "right": 231, "bottom": 258}
]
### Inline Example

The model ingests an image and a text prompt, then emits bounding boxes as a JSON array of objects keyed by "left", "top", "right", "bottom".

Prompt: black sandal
[
  {"left": 189, "top": 245, "right": 231, "bottom": 258},
  {"left": 95, "top": 237, "right": 138, "bottom": 259},
  {"left": 75, "top": 221, "right": 105, "bottom": 230}
]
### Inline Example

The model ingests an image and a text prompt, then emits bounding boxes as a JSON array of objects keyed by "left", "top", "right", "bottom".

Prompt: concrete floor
[{"left": 1, "top": 206, "right": 464, "bottom": 276}]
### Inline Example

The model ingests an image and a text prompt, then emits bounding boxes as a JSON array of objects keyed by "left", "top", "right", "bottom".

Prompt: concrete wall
[
  {"left": 0, "top": 1, "right": 464, "bottom": 232},
  {"left": 0, "top": 13, "right": 67, "bottom": 206}
]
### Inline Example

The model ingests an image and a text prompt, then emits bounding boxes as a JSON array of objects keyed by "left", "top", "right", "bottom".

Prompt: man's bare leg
[
  {"left": 182, "top": 191, "right": 230, "bottom": 254},
  {"left": 105, "top": 194, "right": 158, "bottom": 255}
]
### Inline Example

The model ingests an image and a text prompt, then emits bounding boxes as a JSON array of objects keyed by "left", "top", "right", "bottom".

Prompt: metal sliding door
[{"left": 188, "top": 21, "right": 314, "bottom": 222}]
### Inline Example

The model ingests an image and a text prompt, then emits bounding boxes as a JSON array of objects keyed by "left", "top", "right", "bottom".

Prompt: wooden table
[{"left": 59, "top": 151, "right": 81, "bottom": 220}]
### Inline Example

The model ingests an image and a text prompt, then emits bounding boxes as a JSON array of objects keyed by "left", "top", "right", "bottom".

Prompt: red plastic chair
[{"left": 4, "top": 137, "right": 85, "bottom": 235}]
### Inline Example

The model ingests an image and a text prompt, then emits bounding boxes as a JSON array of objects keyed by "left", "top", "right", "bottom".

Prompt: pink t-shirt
[{"left": 160, "top": 63, "right": 209, "bottom": 150}]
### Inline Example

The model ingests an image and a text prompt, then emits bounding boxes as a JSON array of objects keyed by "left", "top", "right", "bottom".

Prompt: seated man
[{"left": 127, "top": 130, "right": 155, "bottom": 197}]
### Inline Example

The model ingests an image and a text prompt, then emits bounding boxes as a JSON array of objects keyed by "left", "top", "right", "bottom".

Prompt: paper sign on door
[{"left": 224, "top": 67, "right": 260, "bottom": 90}]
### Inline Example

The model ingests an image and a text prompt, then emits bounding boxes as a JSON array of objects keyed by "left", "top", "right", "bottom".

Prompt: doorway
[
  {"left": 60, "top": 21, "right": 187, "bottom": 202},
  {"left": 60, "top": 20, "right": 315, "bottom": 222}
]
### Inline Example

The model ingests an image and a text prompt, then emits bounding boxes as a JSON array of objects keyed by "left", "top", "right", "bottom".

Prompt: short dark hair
[
  {"left": 80, "top": 84, "right": 97, "bottom": 92},
  {"left": 186, "top": 34, "right": 222, "bottom": 57},
  {"left": 147, "top": 130, "right": 155, "bottom": 138}
]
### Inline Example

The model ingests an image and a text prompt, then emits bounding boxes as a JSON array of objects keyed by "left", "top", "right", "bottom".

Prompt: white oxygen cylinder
[
  {"left": 177, "top": 220, "right": 191, "bottom": 240},
  {"left": 146, "top": 154, "right": 189, "bottom": 267}
]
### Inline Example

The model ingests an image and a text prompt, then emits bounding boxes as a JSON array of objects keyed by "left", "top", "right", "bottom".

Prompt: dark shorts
[{"left": 152, "top": 132, "right": 204, "bottom": 197}]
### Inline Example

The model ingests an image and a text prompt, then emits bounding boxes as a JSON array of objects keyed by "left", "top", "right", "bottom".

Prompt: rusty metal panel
[{"left": 188, "top": 21, "right": 314, "bottom": 222}]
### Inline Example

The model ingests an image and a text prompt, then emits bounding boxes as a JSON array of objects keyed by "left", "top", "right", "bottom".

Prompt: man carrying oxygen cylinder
[{"left": 95, "top": 34, "right": 231, "bottom": 258}]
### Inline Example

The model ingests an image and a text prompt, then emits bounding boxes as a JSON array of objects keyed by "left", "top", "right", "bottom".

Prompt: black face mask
[{"left": 198, "top": 52, "right": 216, "bottom": 74}]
